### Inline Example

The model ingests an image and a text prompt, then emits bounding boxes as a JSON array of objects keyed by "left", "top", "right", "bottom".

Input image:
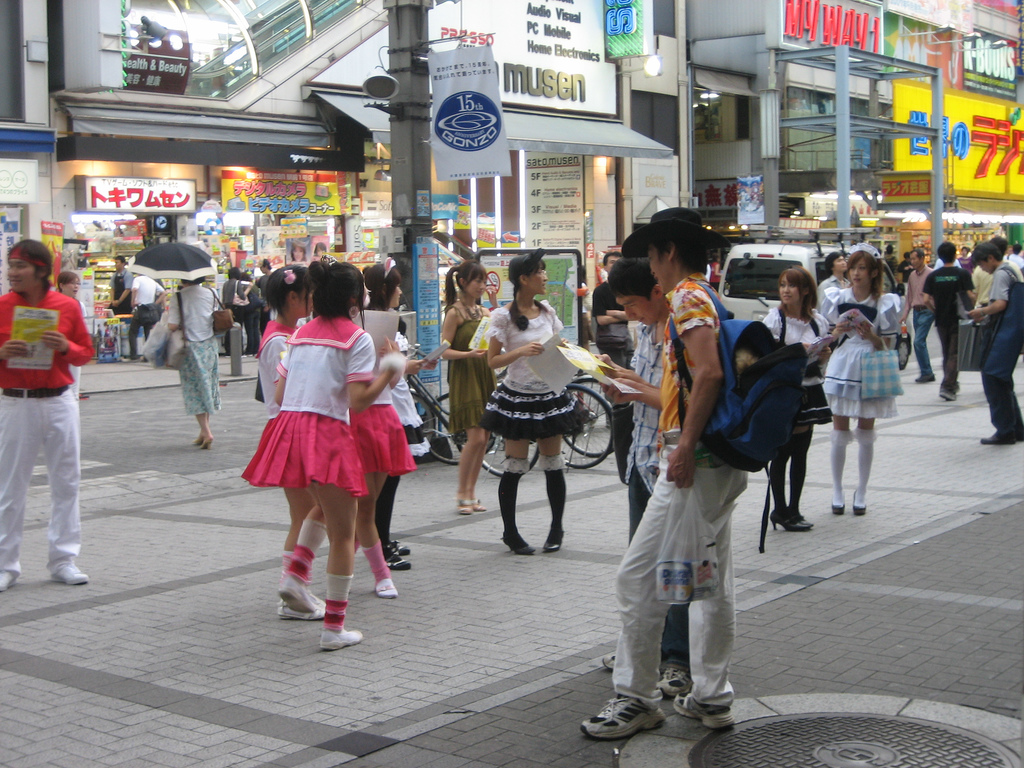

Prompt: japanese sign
[
  {"left": 604, "top": 0, "right": 654, "bottom": 59},
  {"left": 886, "top": 0, "right": 973, "bottom": 34},
  {"left": 737, "top": 176, "right": 765, "bottom": 226},
  {"left": 524, "top": 153, "right": 585, "bottom": 250},
  {"left": 77, "top": 177, "right": 195, "bottom": 213},
  {"left": 0, "top": 159, "right": 38, "bottom": 204},
  {"left": 961, "top": 34, "right": 1017, "bottom": 100},
  {"left": 430, "top": 46, "right": 511, "bottom": 181},
  {"left": 893, "top": 82, "right": 1024, "bottom": 200},
  {"left": 413, "top": 240, "right": 441, "bottom": 387},
  {"left": 880, "top": 173, "right": 933, "bottom": 204},
  {"left": 695, "top": 179, "right": 740, "bottom": 211},
  {"left": 478, "top": 250, "right": 580, "bottom": 344},
  {"left": 221, "top": 171, "right": 346, "bottom": 216}
]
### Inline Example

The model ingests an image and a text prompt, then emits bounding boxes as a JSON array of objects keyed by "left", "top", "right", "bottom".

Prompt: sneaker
[
  {"left": 278, "top": 573, "right": 318, "bottom": 613},
  {"left": 657, "top": 665, "right": 693, "bottom": 698},
  {"left": 0, "top": 571, "right": 16, "bottom": 592},
  {"left": 581, "top": 696, "right": 666, "bottom": 740},
  {"left": 277, "top": 600, "right": 325, "bottom": 621},
  {"left": 319, "top": 627, "right": 363, "bottom": 651},
  {"left": 375, "top": 578, "right": 398, "bottom": 599},
  {"left": 601, "top": 654, "right": 616, "bottom": 671},
  {"left": 939, "top": 390, "right": 956, "bottom": 401},
  {"left": 51, "top": 563, "right": 89, "bottom": 585},
  {"left": 673, "top": 693, "right": 735, "bottom": 730}
]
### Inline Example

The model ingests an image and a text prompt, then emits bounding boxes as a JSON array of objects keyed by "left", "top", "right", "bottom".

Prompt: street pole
[{"left": 386, "top": 0, "right": 434, "bottom": 306}]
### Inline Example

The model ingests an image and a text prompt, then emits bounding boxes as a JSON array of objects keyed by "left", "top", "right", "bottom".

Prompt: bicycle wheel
[
  {"left": 412, "top": 392, "right": 460, "bottom": 465},
  {"left": 563, "top": 383, "right": 614, "bottom": 469}
]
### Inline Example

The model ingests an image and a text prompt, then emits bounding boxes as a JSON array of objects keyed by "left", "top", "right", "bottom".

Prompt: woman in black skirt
[
  {"left": 764, "top": 267, "right": 835, "bottom": 532},
  {"left": 480, "top": 250, "right": 580, "bottom": 555}
]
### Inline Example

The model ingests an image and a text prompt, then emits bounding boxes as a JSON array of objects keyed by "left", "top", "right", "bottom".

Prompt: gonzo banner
[{"left": 430, "top": 46, "right": 511, "bottom": 181}]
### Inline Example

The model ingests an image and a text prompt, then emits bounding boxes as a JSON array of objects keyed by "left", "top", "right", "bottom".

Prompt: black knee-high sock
[
  {"left": 545, "top": 470, "right": 566, "bottom": 531},
  {"left": 787, "top": 429, "right": 813, "bottom": 515},
  {"left": 375, "top": 474, "right": 400, "bottom": 546},
  {"left": 768, "top": 442, "right": 792, "bottom": 511},
  {"left": 498, "top": 472, "right": 522, "bottom": 538}
]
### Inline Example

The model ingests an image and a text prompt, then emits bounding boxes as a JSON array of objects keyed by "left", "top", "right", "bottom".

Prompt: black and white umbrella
[{"left": 128, "top": 242, "right": 217, "bottom": 281}]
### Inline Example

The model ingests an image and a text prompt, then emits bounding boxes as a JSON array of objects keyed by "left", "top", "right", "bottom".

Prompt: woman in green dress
[{"left": 442, "top": 261, "right": 497, "bottom": 515}]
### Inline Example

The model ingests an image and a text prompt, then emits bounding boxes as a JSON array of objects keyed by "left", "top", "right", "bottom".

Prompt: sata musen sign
[{"left": 781, "top": 0, "right": 882, "bottom": 53}]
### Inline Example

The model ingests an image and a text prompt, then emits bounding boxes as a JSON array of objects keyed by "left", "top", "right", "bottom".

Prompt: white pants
[
  {"left": 0, "top": 390, "right": 82, "bottom": 576},
  {"left": 612, "top": 452, "right": 746, "bottom": 709}
]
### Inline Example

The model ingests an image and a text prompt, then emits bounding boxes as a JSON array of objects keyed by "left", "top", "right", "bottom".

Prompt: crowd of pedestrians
[{"left": 0, "top": 224, "right": 1019, "bottom": 744}]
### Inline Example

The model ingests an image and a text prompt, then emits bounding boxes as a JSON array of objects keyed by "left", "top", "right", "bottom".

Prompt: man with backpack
[{"left": 582, "top": 208, "right": 749, "bottom": 740}]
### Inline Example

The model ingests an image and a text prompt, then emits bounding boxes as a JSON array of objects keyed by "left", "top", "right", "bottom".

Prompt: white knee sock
[
  {"left": 853, "top": 428, "right": 876, "bottom": 507},
  {"left": 830, "top": 430, "right": 854, "bottom": 507},
  {"left": 296, "top": 519, "right": 328, "bottom": 552}
]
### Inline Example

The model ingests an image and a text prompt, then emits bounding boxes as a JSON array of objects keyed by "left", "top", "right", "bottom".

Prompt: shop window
[
  {"left": 653, "top": 0, "right": 675, "bottom": 37},
  {"left": 694, "top": 94, "right": 750, "bottom": 144},
  {"left": 783, "top": 87, "right": 873, "bottom": 171},
  {"left": 631, "top": 91, "right": 679, "bottom": 155},
  {"left": 0, "top": 2, "right": 23, "bottom": 120}
]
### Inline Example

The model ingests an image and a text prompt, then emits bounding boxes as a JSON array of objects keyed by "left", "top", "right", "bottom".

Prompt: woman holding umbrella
[{"left": 130, "top": 244, "right": 222, "bottom": 448}]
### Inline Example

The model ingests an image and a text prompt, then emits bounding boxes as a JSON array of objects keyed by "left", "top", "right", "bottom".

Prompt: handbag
[
  {"left": 860, "top": 348, "right": 904, "bottom": 399},
  {"left": 143, "top": 318, "right": 170, "bottom": 368},
  {"left": 895, "top": 324, "right": 911, "bottom": 371},
  {"left": 232, "top": 281, "right": 250, "bottom": 307},
  {"left": 134, "top": 303, "right": 161, "bottom": 326},
  {"left": 209, "top": 289, "right": 234, "bottom": 335},
  {"left": 655, "top": 491, "right": 719, "bottom": 605}
]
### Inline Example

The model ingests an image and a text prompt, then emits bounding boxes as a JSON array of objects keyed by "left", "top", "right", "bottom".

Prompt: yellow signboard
[
  {"left": 892, "top": 83, "right": 1024, "bottom": 200},
  {"left": 221, "top": 170, "right": 347, "bottom": 216}
]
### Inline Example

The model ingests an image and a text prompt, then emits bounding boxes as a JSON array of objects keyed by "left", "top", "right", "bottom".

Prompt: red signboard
[{"left": 784, "top": 0, "right": 881, "bottom": 53}]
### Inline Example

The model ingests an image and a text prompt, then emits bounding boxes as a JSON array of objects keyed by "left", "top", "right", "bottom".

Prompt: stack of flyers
[
  {"left": 805, "top": 336, "right": 833, "bottom": 363},
  {"left": 836, "top": 308, "right": 870, "bottom": 328},
  {"left": 556, "top": 343, "right": 642, "bottom": 395},
  {"left": 468, "top": 316, "right": 491, "bottom": 350}
]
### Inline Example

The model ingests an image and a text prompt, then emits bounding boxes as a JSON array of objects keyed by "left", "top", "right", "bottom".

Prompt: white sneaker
[
  {"left": 278, "top": 573, "right": 317, "bottom": 613},
  {"left": 657, "top": 665, "right": 693, "bottom": 698},
  {"left": 601, "top": 653, "right": 616, "bottom": 670},
  {"left": 375, "top": 578, "right": 398, "bottom": 599},
  {"left": 320, "top": 628, "right": 363, "bottom": 650},
  {"left": 277, "top": 600, "right": 325, "bottom": 621},
  {"left": 51, "top": 563, "right": 89, "bottom": 585},
  {"left": 0, "top": 571, "right": 16, "bottom": 592}
]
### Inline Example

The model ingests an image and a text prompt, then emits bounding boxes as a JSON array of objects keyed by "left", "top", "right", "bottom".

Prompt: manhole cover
[{"left": 689, "top": 713, "right": 1020, "bottom": 768}]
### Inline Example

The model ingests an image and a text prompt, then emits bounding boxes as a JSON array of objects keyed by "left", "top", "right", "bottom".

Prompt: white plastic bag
[
  {"left": 655, "top": 497, "right": 719, "bottom": 605},
  {"left": 143, "top": 319, "right": 170, "bottom": 368}
]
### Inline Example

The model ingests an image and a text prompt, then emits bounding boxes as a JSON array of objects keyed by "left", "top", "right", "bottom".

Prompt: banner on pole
[
  {"left": 737, "top": 175, "right": 765, "bottom": 226},
  {"left": 430, "top": 46, "right": 511, "bottom": 181}
]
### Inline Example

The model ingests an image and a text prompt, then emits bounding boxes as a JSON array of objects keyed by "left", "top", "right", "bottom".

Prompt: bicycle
[{"left": 406, "top": 363, "right": 614, "bottom": 476}]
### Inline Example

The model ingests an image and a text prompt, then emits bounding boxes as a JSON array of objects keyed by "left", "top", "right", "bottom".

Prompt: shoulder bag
[
  {"left": 209, "top": 288, "right": 235, "bottom": 335},
  {"left": 860, "top": 348, "right": 903, "bottom": 399}
]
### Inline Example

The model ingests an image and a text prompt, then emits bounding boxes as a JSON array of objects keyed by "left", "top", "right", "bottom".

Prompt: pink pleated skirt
[
  {"left": 349, "top": 404, "right": 417, "bottom": 476},
  {"left": 242, "top": 411, "right": 368, "bottom": 496}
]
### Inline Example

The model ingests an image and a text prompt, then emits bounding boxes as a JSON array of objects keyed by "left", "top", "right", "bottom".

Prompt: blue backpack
[{"left": 668, "top": 285, "right": 808, "bottom": 551}]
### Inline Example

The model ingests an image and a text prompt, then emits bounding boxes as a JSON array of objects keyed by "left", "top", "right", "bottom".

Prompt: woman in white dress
[{"left": 821, "top": 245, "right": 901, "bottom": 516}]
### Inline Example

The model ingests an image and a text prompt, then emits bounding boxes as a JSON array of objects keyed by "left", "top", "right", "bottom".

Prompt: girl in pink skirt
[
  {"left": 350, "top": 263, "right": 420, "bottom": 599},
  {"left": 243, "top": 261, "right": 407, "bottom": 650}
]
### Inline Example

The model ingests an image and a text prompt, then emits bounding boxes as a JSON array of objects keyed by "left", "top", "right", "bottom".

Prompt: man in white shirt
[{"left": 128, "top": 273, "right": 166, "bottom": 360}]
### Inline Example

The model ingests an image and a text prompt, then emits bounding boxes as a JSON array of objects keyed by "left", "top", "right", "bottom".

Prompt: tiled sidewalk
[{"left": 0, "top": 360, "right": 1020, "bottom": 767}]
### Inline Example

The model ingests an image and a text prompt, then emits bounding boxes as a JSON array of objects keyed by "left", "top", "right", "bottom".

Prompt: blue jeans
[
  {"left": 912, "top": 308, "right": 934, "bottom": 377},
  {"left": 981, "top": 372, "right": 1024, "bottom": 440},
  {"left": 627, "top": 467, "right": 690, "bottom": 668}
]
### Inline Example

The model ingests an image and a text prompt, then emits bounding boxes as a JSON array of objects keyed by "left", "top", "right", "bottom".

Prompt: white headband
[{"left": 848, "top": 242, "right": 881, "bottom": 260}]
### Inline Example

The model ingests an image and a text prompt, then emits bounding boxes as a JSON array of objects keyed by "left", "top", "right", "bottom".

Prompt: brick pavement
[{"left": 0, "top": 356, "right": 1020, "bottom": 767}]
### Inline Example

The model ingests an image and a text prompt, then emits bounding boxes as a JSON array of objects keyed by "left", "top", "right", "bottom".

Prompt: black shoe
[
  {"left": 770, "top": 509, "right": 813, "bottom": 532},
  {"left": 980, "top": 433, "right": 1017, "bottom": 445},
  {"left": 832, "top": 505, "right": 845, "bottom": 515},
  {"left": 853, "top": 505, "right": 867, "bottom": 516},
  {"left": 391, "top": 540, "right": 411, "bottom": 556},
  {"left": 939, "top": 390, "right": 956, "bottom": 401},
  {"left": 915, "top": 374, "right": 936, "bottom": 383},
  {"left": 502, "top": 534, "right": 535, "bottom": 555},
  {"left": 387, "top": 554, "right": 412, "bottom": 571},
  {"left": 542, "top": 528, "right": 563, "bottom": 552}
]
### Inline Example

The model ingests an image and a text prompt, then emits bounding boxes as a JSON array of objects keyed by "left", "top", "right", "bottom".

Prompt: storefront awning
[
  {"left": 61, "top": 104, "right": 330, "bottom": 147},
  {"left": 693, "top": 69, "right": 755, "bottom": 97},
  {"left": 311, "top": 90, "right": 674, "bottom": 159},
  {"left": 0, "top": 127, "right": 56, "bottom": 154}
]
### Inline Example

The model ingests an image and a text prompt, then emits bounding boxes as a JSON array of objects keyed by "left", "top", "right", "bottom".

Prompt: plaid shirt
[{"left": 627, "top": 322, "right": 663, "bottom": 493}]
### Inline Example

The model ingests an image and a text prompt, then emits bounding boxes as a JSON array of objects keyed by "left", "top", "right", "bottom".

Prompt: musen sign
[
  {"left": 430, "top": 0, "right": 617, "bottom": 116},
  {"left": 781, "top": 0, "right": 882, "bottom": 52}
]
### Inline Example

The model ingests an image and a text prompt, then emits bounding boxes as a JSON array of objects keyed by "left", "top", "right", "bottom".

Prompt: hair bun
[{"left": 514, "top": 314, "right": 529, "bottom": 331}]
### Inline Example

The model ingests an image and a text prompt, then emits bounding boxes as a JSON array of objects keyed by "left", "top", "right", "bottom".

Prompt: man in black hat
[{"left": 582, "top": 208, "right": 746, "bottom": 740}]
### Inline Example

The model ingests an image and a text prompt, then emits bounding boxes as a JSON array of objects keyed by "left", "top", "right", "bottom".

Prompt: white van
[
  {"left": 719, "top": 237, "right": 896, "bottom": 322},
  {"left": 719, "top": 243, "right": 829, "bottom": 322}
]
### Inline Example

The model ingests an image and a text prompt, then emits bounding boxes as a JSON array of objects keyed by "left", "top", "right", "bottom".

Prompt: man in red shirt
[{"left": 0, "top": 240, "right": 94, "bottom": 592}]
